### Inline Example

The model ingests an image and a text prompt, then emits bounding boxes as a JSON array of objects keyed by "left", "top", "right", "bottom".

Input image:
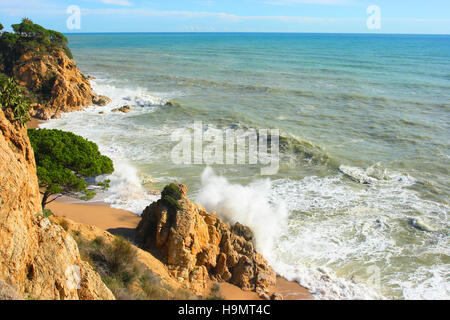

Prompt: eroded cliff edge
[
  {"left": 11, "top": 48, "right": 110, "bottom": 120},
  {"left": 0, "top": 19, "right": 110, "bottom": 120},
  {"left": 0, "top": 109, "right": 114, "bottom": 300}
]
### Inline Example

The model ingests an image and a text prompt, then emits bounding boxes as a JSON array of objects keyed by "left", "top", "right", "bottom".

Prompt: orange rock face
[
  {"left": 11, "top": 49, "right": 109, "bottom": 120},
  {"left": 0, "top": 110, "right": 114, "bottom": 300},
  {"left": 136, "top": 184, "right": 276, "bottom": 296}
]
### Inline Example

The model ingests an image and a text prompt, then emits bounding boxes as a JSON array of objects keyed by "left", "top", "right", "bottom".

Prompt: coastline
[
  {"left": 48, "top": 197, "right": 313, "bottom": 300},
  {"left": 29, "top": 102, "right": 313, "bottom": 300}
]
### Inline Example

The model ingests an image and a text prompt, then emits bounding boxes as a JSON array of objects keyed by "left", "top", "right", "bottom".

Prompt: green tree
[
  {"left": 0, "top": 77, "right": 30, "bottom": 126},
  {"left": 0, "top": 23, "right": 3, "bottom": 31},
  {"left": 27, "top": 129, "right": 114, "bottom": 208},
  {"left": 0, "top": 18, "right": 73, "bottom": 72}
]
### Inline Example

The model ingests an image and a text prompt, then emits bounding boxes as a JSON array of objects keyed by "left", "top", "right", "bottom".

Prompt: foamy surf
[
  {"left": 195, "top": 168, "right": 383, "bottom": 300},
  {"left": 195, "top": 167, "right": 449, "bottom": 300},
  {"left": 90, "top": 78, "right": 169, "bottom": 111},
  {"left": 40, "top": 77, "right": 169, "bottom": 214}
]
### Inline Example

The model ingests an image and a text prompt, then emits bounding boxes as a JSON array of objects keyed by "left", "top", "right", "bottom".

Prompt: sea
[{"left": 40, "top": 33, "right": 450, "bottom": 300}]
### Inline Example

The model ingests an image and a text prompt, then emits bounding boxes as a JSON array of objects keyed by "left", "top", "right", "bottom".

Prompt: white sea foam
[
  {"left": 196, "top": 167, "right": 288, "bottom": 260},
  {"left": 90, "top": 79, "right": 168, "bottom": 111},
  {"left": 268, "top": 172, "right": 449, "bottom": 300},
  {"left": 394, "top": 265, "right": 450, "bottom": 300},
  {"left": 40, "top": 78, "right": 167, "bottom": 214}
]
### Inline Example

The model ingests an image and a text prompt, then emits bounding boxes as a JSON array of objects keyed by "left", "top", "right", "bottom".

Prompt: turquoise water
[{"left": 43, "top": 33, "right": 449, "bottom": 299}]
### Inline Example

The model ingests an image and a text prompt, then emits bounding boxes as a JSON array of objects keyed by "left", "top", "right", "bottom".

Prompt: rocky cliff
[
  {"left": 0, "top": 109, "right": 114, "bottom": 300},
  {"left": 11, "top": 48, "right": 110, "bottom": 120},
  {"left": 136, "top": 184, "right": 276, "bottom": 297}
]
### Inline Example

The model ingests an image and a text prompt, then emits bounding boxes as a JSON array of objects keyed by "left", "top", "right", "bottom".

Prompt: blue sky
[{"left": 1, "top": 0, "right": 449, "bottom": 34}]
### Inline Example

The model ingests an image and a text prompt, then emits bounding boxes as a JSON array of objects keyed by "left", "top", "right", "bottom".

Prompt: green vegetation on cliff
[
  {"left": 0, "top": 76, "right": 30, "bottom": 126},
  {"left": 71, "top": 231, "right": 196, "bottom": 300},
  {"left": 27, "top": 128, "right": 114, "bottom": 208},
  {"left": 0, "top": 18, "right": 72, "bottom": 74}
]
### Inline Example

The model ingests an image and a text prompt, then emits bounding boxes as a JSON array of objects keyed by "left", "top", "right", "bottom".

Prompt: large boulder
[
  {"left": 136, "top": 183, "right": 276, "bottom": 295},
  {"left": 11, "top": 49, "right": 110, "bottom": 120},
  {"left": 0, "top": 110, "right": 114, "bottom": 300}
]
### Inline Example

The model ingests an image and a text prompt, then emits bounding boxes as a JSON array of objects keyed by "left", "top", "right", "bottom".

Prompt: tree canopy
[
  {"left": 28, "top": 128, "right": 114, "bottom": 208},
  {"left": 0, "top": 18, "right": 72, "bottom": 74}
]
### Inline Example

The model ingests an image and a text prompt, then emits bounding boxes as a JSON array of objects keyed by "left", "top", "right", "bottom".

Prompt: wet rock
[
  {"left": 92, "top": 95, "right": 112, "bottom": 106},
  {"left": 112, "top": 105, "right": 132, "bottom": 113}
]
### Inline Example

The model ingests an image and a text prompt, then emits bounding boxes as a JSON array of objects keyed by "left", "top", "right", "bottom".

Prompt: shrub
[
  {"left": 205, "top": 282, "right": 224, "bottom": 300},
  {"left": 104, "top": 236, "right": 137, "bottom": 276},
  {"left": 0, "top": 77, "right": 30, "bottom": 126},
  {"left": 41, "top": 209, "right": 54, "bottom": 218},
  {"left": 96, "top": 179, "right": 111, "bottom": 191},
  {"left": 72, "top": 233, "right": 198, "bottom": 300},
  {"left": 161, "top": 183, "right": 182, "bottom": 210},
  {"left": 81, "top": 190, "right": 96, "bottom": 201}
]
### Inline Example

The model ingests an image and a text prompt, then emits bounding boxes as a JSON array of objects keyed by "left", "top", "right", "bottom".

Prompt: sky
[{"left": 0, "top": 0, "right": 449, "bottom": 34}]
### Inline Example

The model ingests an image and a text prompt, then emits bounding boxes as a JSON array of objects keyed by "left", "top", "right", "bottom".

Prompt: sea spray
[
  {"left": 196, "top": 167, "right": 288, "bottom": 260},
  {"left": 101, "top": 160, "right": 160, "bottom": 214}
]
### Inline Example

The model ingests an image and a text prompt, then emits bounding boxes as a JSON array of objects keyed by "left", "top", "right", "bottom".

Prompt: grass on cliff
[{"left": 70, "top": 231, "right": 195, "bottom": 300}]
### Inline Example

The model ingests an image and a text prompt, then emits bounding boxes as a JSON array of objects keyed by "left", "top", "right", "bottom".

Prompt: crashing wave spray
[{"left": 196, "top": 167, "right": 289, "bottom": 260}]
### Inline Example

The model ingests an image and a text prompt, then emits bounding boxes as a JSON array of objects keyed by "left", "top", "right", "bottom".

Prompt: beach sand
[
  {"left": 27, "top": 117, "right": 43, "bottom": 129},
  {"left": 48, "top": 199, "right": 313, "bottom": 300}
]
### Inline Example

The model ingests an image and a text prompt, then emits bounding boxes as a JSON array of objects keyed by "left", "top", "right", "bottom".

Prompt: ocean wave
[
  {"left": 101, "top": 160, "right": 160, "bottom": 214},
  {"left": 279, "top": 134, "right": 334, "bottom": 167},
  {"left": 90, "top": 79, "right": 168, "bottom": 109},
  {"left": 269, "top": 171, "right": 449, "bottom": 299}
]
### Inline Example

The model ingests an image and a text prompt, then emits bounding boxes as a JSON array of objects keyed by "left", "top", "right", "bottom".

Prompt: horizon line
[{"left": 59, "top": 31, "right": 450, "bottom": 36}]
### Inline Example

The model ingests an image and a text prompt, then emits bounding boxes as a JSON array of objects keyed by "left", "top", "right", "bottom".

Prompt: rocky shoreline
[{"left": 0, "top": 28, "right": 310, "bottom": 299}]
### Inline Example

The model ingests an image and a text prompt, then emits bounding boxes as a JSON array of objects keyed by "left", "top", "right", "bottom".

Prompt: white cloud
[
  {"left": 100, "top": 0, "right": 132, "bottom": 6},
  {"left": 264, "top": 0, "right": 353, "bottom": 5},
  {"left": 80, "top": 8, "right": 361, "bottom": 23}
]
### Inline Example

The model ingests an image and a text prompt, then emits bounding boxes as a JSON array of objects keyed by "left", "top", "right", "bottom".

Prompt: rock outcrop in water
[
  {"left": 9, "top": 49, "right": 109, "bottom": 120},
  {"left": 0, "top": 109, "right": 114, "bottom": 300},
  {"left": 136, "top": 183, "right": 276, "bottom": 296}
]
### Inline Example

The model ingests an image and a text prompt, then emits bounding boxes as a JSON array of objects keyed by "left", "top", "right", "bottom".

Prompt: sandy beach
[
  {"left": 27, "top": 117, "right": 43, "bottom": 129},
  {"left": 32, "top": 115, "right": 312, "bottom": 300},
  {"left": 48, "top": 199, "right": 313, "bottom": 300}
]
